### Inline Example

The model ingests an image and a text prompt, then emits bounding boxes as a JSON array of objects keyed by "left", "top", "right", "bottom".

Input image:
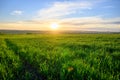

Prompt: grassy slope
[{"left": 0, "top": 34, "right": 120, "bottom": 80}]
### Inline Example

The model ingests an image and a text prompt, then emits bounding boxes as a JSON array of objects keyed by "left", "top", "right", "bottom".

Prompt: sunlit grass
[{"left": 0, "top": 33, "right": 120, "bottom": 80}]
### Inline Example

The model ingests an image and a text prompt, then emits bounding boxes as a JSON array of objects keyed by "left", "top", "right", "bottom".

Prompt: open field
[{"left": 0, "top": 33, "right": 120, "bottom": 80}]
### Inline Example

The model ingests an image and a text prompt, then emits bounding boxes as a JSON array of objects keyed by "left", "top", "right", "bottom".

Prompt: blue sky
[{"left": 0, "top": 0, "right": 120, "bottom": 31}]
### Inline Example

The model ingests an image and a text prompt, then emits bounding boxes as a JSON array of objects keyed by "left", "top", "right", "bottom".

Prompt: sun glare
[{"left": 50, "top": 23, "right": 59, "bottom": 30}]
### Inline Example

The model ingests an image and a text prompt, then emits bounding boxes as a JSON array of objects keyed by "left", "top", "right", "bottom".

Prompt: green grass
[{"left": 0, "top": 34, "right": 120, "bottom": 80}]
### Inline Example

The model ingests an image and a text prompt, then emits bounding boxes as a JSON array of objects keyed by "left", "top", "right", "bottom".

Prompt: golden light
[{"left": 50, "top": 23, "right": 59, "bottom": 30}]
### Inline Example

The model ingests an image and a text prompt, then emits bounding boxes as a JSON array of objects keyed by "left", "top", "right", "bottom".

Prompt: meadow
[{"left": 0, "top": 33, "right": 120, "bottom": 80}]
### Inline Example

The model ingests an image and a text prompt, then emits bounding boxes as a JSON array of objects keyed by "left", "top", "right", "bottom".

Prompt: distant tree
[
  {"left": 0, "top": 32, "right": 5, "bottom": 35},
  {"left": 26, "top": 33, "right": 33, "bottom": 34}
]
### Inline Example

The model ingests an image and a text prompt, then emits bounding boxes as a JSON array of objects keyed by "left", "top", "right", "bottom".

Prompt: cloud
[
  {"left": 35, "top": 0, "right": 108, "bottom": 20},
  {"left": 58, "top": 17, "right": 120, "bottom": 31},
  {"left": 0, "top": 21, "right": 47, "bottom": 30},
  {"left": 60, "top": 17, "right": 120, "bottom": 25},
  {"left": 36, "top": 1, "right": 92, "bottom": 20},
  {"left": 103, "top": 6, "right": 114, "bottom": 9},
  {"left": 0, "top": 17, "right": 120, "bottom": 32},
  {"left": 11, "top": 10, "right": 23, "bottom": 15}
]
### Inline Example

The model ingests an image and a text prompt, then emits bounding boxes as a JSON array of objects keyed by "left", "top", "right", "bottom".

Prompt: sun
[{"left": 50, "top": 23, "right": 59, "bottom": 30}]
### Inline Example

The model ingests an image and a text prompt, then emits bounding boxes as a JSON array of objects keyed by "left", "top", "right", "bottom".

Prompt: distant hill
[{"left": 0, "top": 30, "right": 120, "bottom": 34}]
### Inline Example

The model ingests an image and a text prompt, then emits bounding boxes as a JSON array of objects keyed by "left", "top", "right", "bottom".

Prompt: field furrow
[{"left": 4, "top": 39, "right": 45, "bottom": 80}]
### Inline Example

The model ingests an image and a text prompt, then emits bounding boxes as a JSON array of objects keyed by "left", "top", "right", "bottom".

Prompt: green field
[{"left": 0, "top": 34, "right": 120, "bottom": 80}]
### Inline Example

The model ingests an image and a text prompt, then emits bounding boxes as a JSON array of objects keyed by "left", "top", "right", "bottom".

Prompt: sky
[{"left": 0, "top": 0, "right": 120, "bottom": 32}]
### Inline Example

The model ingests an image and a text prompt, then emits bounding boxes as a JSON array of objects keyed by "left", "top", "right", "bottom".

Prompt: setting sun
[{"left": 50, "top": 23, "right": 59, "bottom": 30}]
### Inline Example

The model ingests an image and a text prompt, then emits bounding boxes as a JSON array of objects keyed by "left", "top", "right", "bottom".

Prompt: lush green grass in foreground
[{"left": 0, "top": 34, "right": 120, "bottom": 80}]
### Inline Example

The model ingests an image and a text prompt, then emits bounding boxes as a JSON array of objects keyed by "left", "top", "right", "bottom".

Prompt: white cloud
[
  {"left": 11, "top": 10, "right": 23, "bottom": 15},
  {"left": 36, "top": 1, "right": 92, "bottom": 20}
]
